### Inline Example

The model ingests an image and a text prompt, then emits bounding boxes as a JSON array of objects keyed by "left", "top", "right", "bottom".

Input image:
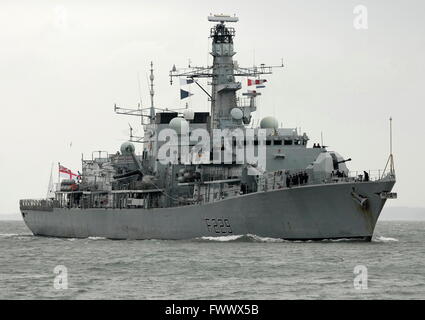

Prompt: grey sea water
[{"left": 0, "top": 220, "right": 424, "bottom": 300}]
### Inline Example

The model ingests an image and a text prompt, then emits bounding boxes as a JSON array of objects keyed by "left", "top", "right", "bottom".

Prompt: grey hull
[{"left": 21, "top": 180, "right": 395, "bottom": 240}]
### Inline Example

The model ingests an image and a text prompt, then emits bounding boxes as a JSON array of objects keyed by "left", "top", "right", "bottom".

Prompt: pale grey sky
[{"left": 1, "top": 0, "right": 424, "bottom": 216}]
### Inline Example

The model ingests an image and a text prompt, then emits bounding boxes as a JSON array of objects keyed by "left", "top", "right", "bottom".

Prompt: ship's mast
[
  {"left": 149, "top": 61, "right": 155, "bottom": 123},
  {"left": 381, "top": 117, "right": 396, "bottom": 178},
  {"left": 114, "top": 62, "right": 159, "bottom": 142},
  {"left": 209, "top": 15, "right": 239, "bottom": 129},
  {"left": 169, "top": 14, "right": 283, "bottom": 130},
  {"left": 389, "top": 117, "right": 395, "bottom": 175}
]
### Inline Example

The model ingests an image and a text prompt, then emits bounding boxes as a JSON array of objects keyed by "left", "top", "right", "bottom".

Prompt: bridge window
[
  {"left": 284, "top": 140, "right": 293, "bottom": 145},
  {"left": 274, "top": 140, "right": 282, "bottom": 145},
  {"left": 266, "top": 140, "right": 271, "bottom": 145}
]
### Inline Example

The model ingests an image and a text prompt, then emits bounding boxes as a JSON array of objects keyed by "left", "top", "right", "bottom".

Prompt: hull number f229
[{"left": 205, "top": 218, "right": 232, "bottom": 234}]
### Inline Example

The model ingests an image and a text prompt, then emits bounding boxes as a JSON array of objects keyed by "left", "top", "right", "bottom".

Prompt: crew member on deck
[{"left": 364, "top": 171, "right": 369, "bottom": 182}]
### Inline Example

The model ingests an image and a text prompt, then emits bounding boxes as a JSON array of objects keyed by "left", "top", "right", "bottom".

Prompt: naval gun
[
  {"left": 113, "top": 142, "right": 146, "bottom": 180},
  {"left": 337, "top": 158, "right": 352, "bottom": 165},
  {"left": 113, "top": 142, "right": 159, "bottom": 189}
]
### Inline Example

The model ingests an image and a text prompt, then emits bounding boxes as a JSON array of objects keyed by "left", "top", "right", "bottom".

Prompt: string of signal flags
[
  {"left": 179, "top": 78, "right": 194, "bottom": 100},
  {"left": 178, "top": 77, "right": 267, "bottom": 100}
]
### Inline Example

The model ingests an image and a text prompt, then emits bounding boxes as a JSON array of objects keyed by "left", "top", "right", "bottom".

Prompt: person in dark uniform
[
  {"left": 286, "top": 175, "right": 291, "bottom": 188},
  {"left": 363, "top": 171, "right": 369, "bottom": 182},
  {"left": 241, "top": 183, "right": 247, "bottom": 194}
]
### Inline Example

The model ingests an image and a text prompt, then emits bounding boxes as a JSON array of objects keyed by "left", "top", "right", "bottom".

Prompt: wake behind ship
[{"left": 20, "top": 14, "right": 397, "bottom": 241}]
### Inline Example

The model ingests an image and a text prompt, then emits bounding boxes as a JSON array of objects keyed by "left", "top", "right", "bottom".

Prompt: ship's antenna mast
[
  {"left": 381, "top": 116, "right": 395, "bottom": 178},
  {"left": 390, "top": 117, "right": 393, "bottom": 155},
  {"left": 46, "top": 162, "right": 54, "bottom": 198},
  {"left": 169, "top": 14, "right": 283, "bottom": 130},
  {"left": 149, "top": 61, "right": 155, "bottom": 123},
  {"left": 389, "top": 117, "right": 394, "bottom": 175},
  {"left": 114, "top": 62, "right": 159, "bottom": 143},
  {"left": 137, "top": 73, "right": 143, "bottom": 125}
]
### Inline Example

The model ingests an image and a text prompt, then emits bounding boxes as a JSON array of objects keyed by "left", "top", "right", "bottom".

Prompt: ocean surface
[{"left": 0, "top": 220, "right": 424, "bottom": 300}]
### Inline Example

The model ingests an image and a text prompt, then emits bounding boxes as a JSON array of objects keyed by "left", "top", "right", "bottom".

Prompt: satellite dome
[
  {"left": 260, "top": 116, "right": 279, "bottom": 129},
  {"left": 183, "top": 109, "right": 195, "bottom": 120},
  {"left": 169, "top": 117, "right": 189, "bottom": 134},
  {"left": 120, "top": 141, "right": 135, "bottom": 155},
  {"left": 230, "top": 108, "right": 243, "bottom": 120}
]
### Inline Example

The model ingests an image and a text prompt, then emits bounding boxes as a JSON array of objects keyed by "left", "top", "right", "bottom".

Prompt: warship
[{"left": 20, "top": 14, "right": 397, "bottom": 241}]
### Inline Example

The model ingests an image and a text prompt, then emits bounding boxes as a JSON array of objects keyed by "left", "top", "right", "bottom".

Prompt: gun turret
[
  {"left": 113, "top": 169, "right": 143, "bottom": 181},
  {"left": 113, "top": 142, "right": 148, "bottom": 181}
]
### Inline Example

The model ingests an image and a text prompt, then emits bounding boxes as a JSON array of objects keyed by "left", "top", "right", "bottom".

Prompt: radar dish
[
  {"left": 183, "top": 109, "right": 195, "bottom": 120},
  {"left": 260, "top": 116, "right": 279, "bottom": 129},
  {"left": 169, "top": 117, "right": 189, "bottom": 134},
  {"left": 120, "top": 141, "right": 135, "bottom": 155},
  {"left": 230, "top": 108, "right": 243, "bottom": 120}
]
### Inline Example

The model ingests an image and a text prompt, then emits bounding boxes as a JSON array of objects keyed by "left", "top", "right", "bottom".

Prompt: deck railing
[
  {"left": 322, "top": 169, "right": 395, "bottom": 185},
  {"left": 20, "top": 169, "right": 395, "bottom": 211},
  {"left": 19, "top": 199, "right": 59, "bottom": 211},
  {"left": 262, "top": 168, "right": 394, "bottom": 191}
]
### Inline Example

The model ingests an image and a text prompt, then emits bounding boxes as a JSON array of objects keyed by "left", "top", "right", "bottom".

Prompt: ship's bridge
[{"left": 243, "top": 127, "right": 309, "bottom": 147}]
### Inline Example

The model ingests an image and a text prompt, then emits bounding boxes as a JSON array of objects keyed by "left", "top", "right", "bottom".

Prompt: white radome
[
  {"left": 183, "top": 109, "right": 195, "bottom": 120},
  {"left": 260, "top": 116, "right": 279, "bottom": 129},
  {"left": 169, "top": 117, "right": 189, "bottom": 134},
  {"left": 230, "top": 108, "right": 243, "bottom": 120},
  {"left": 120, "top": 141, "right": 135, "bottom": 155}
]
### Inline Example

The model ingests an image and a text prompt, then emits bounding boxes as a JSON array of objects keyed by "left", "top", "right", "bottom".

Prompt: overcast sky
[{"left": 1, "top": 0, "right": 424, "bottom": 216}]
